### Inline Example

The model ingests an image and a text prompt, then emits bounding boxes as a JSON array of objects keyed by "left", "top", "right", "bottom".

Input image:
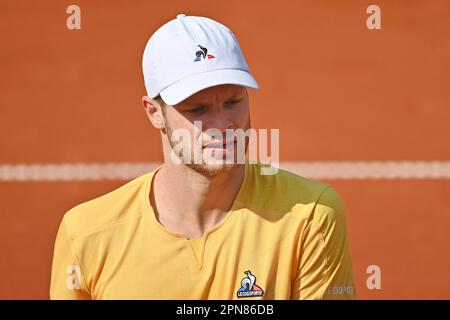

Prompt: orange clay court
[{"left": 0, "top": 1, "right": 449, "bottom": 299}]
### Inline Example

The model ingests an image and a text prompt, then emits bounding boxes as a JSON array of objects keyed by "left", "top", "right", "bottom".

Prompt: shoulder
[
  {"left": 310, "top": 184, "right": 348, "bottom": 236},
  {"left": 238, "top": 162, "right": 349, "bottom": 236},
  {"left": 62, "top": 172, "right": 151, "bottom": 239},
  {"left": 242, "top": 162, "right": 331, "bottom": 212}
]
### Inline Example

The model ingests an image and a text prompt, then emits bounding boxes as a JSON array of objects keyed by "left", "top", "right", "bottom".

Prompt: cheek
[
  {"left": 166, "top": 113, "right": 198, "bottom": 141},
  {"left": 165, "top": 110, "right": 189, "bottom": 129},
  {"left": 234, "top": 104, "right": 250, "bottom": 128}
]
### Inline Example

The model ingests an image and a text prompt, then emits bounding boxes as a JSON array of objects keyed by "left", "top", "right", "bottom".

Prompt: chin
[{"left": 186, "top": 162, "right": 240, "bottom": 177}]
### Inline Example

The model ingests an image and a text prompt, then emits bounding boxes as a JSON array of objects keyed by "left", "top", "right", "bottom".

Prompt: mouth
[
  {"left": 204, "top": 140, "right": 237, "bottom": 150},
  {"left": 202, "top": 140, "right": 239, "bottom": 159}
]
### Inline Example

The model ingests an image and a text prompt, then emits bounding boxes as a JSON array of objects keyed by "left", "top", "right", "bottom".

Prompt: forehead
[{"left": 181, "top": 84, "right": 246, "bottom": 105}]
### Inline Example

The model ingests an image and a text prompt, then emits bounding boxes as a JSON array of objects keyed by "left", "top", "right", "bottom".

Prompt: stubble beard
[{"left": 164, "top": 118, "right": 251, "bottom": 177}]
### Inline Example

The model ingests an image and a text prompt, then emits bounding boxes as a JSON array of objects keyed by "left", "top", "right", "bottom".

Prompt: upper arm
[
  {"left": 50, "top": 217, "right": 91, "bottom": 300},
  {"left": 291, "top": 186, "right": 356, "bottom": 300}
]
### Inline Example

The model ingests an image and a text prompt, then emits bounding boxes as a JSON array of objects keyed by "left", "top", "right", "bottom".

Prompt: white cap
[{"left": 142, "top": 14, "right": 259, "bottom": 105}]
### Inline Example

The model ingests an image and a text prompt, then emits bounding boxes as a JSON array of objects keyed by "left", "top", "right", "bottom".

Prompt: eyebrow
[{"left": 183, "top": 93, "right": 245, "bottom": 106}]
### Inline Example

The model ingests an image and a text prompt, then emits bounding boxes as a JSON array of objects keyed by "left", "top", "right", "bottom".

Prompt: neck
[{"left": 150, "top": 162, "right": 245, "bottom": 239}]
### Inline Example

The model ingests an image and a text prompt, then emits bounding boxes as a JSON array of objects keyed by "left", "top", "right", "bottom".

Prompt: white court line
[{"left": 0, "top": 161, "right": 449, "bottom": 181}]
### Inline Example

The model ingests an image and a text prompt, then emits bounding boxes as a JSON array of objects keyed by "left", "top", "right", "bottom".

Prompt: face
[{"left": 154, "top": 84, "right": 251, "bottom": 177}]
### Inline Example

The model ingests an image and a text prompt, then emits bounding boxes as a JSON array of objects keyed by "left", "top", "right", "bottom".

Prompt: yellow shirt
[{"left": 50, "top": 162, "right": 356, "bottom": 300}]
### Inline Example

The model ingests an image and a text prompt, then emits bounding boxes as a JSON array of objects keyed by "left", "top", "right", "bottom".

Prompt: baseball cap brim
[{"left": 159, "top": 69, "right": 259, "bottom": 106}]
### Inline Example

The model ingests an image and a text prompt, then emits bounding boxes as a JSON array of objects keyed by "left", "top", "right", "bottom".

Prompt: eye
[
  {"left": 184, "top": 106, "right": 206, "bottom": 114},
  {"left": 224, "top": 98, "right": 243, "bottom": 107}
]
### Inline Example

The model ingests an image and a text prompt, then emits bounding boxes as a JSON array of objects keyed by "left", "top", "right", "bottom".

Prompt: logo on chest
[{"left": 236, "top": 270, "right": 264, "bottom": 298}]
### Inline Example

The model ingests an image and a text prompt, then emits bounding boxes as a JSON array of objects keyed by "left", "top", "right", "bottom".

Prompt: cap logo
[{"left": 194, "top": 44, "right": 215, "bottom": 62}]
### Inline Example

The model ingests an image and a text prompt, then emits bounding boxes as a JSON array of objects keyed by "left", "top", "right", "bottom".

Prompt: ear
[{"left": 142, "top": 96, "right": 165, "bottom": 130}]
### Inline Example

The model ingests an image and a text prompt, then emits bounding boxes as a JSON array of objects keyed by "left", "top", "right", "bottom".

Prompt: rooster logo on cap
[{"left": 194, "top": 45, "right": 215, "bottom": 62}]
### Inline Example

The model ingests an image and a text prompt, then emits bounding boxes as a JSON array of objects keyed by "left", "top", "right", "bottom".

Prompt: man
[{"left": 50, "top": 14, "right": 356, "bottom": 299}]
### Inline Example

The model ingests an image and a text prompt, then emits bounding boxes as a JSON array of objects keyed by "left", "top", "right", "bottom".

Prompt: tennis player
[{"left": 50, "top": 14, "right": 356, "bottom": 300}]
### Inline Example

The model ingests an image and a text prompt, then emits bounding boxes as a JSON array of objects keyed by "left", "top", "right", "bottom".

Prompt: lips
[{"left": 204, "top": 141, "right": 236, "bottom": 149}]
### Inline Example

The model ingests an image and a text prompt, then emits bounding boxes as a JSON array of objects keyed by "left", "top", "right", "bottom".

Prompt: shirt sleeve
[
  {"left": 50, "top": 216, "right": 91, "bottom": 300},
  {"left": 291, "top": 186, "right": 356, "bottom": 300}
]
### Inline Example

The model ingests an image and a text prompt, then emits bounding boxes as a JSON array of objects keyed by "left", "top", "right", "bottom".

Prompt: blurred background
[{"left": 0, "top": 0, "right": 449, "bottom": 299}]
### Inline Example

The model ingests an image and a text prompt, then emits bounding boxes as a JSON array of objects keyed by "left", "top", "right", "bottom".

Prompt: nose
[{"left": 205, "top": 108, "right": 235, "bottom": 133}]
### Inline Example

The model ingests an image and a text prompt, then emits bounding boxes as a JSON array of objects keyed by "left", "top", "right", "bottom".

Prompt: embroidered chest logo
[
  {"left": 236, "top": 270, "right": 264, "bottom": 298},
  {"left": 194, "top": 45, "right": 215, "bottom": 62}
]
